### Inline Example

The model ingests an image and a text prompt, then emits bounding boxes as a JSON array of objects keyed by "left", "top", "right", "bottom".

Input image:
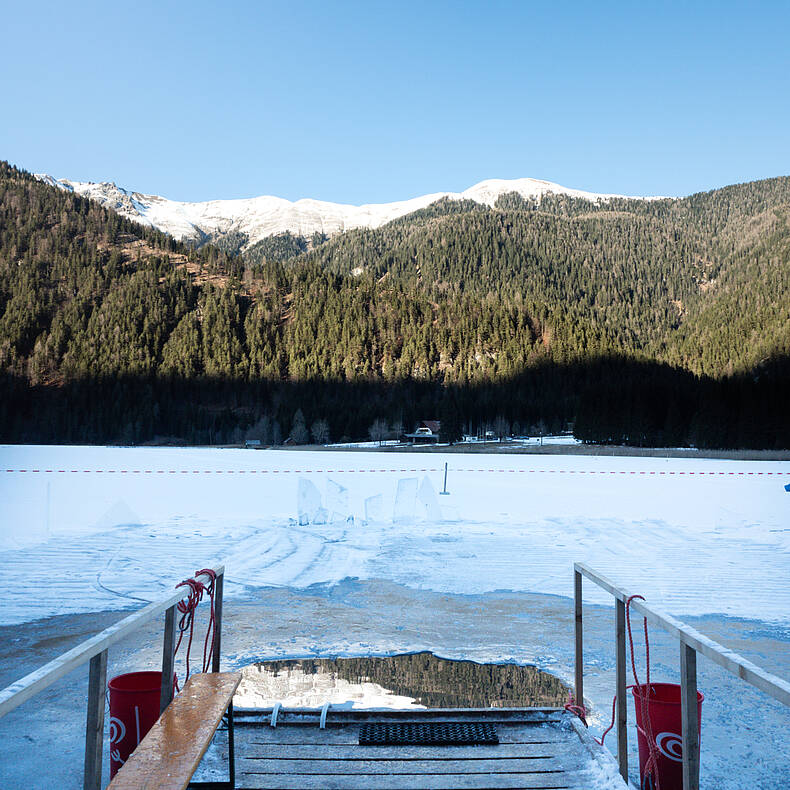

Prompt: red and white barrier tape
[{"left": 1, "top": 468, "right": 786, "bottom": 476}]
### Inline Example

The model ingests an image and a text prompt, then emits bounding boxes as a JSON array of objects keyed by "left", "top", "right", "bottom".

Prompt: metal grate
[{"left": 359, "top": 721, "right": 499, "bottom": 746}]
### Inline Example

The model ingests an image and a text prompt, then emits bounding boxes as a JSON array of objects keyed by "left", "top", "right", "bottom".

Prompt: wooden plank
[
  {"left": 574, "top": 569, "right": 583, "bottom": 709},
  {"left": 680, "top": 644, "right": 700, "bottom": 790},
  {"left": 238, "top": 743, "right": 566, "bottom": 760},
  {"left": 245, "top": 723, "right": 568, "bottom": 747},
  {"left": 0, "top": 564, "right": 224, "bottom": 719},
  {"left": 236, "top": 770, "right": 579, "bottom": 789},
  {"left": 243, "top": 737, "right": 574, "bottom": 762},
  {"left": 239, "top": 756, "right": 583, "bottom": 774},
  {"left": 236, "top": 706, "right": 564, "bottom": 720},
  {"left": 83, "top": 649, "right": 107, "bottom": 790},
  {"left": 614, "top": 597, "right": 628, "bottom": 782},
  {"left": 160, "top": 605, "right": 176, "bottom": 714},
  {"left": 108, "top": 671, "right": 240, "bottom": 790},
  {"left": 243, "top": 725, "right": 568, "bottom": 746},
  {"left": 575, "top": 562, "right": 790, "bottom": 708}
]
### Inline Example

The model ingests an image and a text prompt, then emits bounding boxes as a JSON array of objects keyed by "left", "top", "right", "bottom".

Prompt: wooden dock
[
  {"left": 194, "top": 706, "right": 628, "bottom": 789},
  {"left": 5, "top": 562, "right": 788, "bottom": 788}
]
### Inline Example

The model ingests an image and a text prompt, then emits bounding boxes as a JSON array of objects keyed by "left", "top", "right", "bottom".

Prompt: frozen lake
[
  {"left": 2, "top": 445, "right": 789, "bottom": 625},
  {"left": 1, "top": 445, "right": 789, "bottom": 788}
]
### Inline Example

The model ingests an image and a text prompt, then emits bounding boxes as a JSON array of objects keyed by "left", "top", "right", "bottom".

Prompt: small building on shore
[{"left": 405, "top": 420, "right": 441, "bottom": 445}]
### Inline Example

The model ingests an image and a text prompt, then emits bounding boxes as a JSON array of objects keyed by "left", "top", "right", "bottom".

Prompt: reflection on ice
[
  {"left": 235, "top": 664, "right": 424, "bottom": 709},
  {"left": 234, "top": 652, "right": 569, "bottom": 710}
]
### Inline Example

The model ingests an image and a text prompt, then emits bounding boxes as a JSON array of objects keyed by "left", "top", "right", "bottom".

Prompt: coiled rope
[{"left": 173, "top": 568, "right": 217, "bottom": 690}]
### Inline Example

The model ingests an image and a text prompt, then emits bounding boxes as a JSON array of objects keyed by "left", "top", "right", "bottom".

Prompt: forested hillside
[{"left": 1, "top": 161, "right": 788, "bottom": 448}]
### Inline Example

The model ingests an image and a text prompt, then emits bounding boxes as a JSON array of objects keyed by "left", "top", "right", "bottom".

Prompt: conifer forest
[{"left": 1, "top": 161, "right": 788, "bottom": 448}]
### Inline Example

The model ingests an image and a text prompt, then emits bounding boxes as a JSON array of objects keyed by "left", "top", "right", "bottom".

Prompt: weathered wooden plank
[
  {"left": 238, "top": 743, "right": 567, "bottom": 760},
  {"left": 108, "top": 671, "right": 240, "bottom": 790},
  {"left": 237, "top": 711, "right": 569, "bottom": 743},
  {"left": 235, "top": 706, "right": 563, "bottom": 720},
  {"left": 83, "top": 649, "right": 107, "bottom": 790},
  {"left": 0, "top": 564, "right": 224, "bottom": 719},
  {"left": 236, "top": 715, "right": 564, "bottom": 730},
  {"left": 238, "top": 756, "right": 584, "bottom": 774},
  {"left": 244, "top": 730, "right": 565, "bottom": 746},
  {"left": 614, "top": 597, "right": 628, "bottom": 782},
  {"left": 248, "top": 719, "right": 568, "bottom": 749},
  {"left": 240, "top": 740, "right": 571, "bottom": 757},
  {"left": 680, "top": 643, "right": 700, "bottom": 790},
  {"left": 575, "top": 562, "right": 790, "bottom": 708},
  {"left": 236, "top": 770, "right": 579, "bottom": 789}
]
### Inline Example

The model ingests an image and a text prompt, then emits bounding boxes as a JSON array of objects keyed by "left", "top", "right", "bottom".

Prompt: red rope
[
  {"left": 564, "top": 693, "right": 588, "bottom": 726},
  {"left": 626, "top": 594, "right": 661, "bottom": 790},
  {"left": 595, "top": 693, "right": 618, "bottom": 747},
  {"left": 172, "top": 569, "right": 217, "bottom": 691},
  {"left": 195, "top": 568, "right": 217, "bottom": 672}
]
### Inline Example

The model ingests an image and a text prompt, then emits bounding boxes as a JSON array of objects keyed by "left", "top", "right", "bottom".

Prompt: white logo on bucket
[
  {"left": 655, "top": 731, "right": 683, "bottom": 762},
  {"left": 109, "top": 716, "right": 126, "bottom": 746}
]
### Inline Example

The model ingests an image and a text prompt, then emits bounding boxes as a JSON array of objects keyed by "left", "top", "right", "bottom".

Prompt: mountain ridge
[
  {"left": 34, "top": 173, "right": 666, "bottom": 250},
  {"left": 3, "top": 161, "right": 788, "bottom": 448}
]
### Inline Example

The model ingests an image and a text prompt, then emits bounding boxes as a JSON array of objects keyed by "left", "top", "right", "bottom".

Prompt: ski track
[{"left": 1, "top": 446, "right": 789, "bottom": 626}]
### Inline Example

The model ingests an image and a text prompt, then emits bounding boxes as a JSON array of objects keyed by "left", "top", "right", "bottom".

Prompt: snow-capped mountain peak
[{"left": 34, "top": 174, "right": 662, "bottom": 249}]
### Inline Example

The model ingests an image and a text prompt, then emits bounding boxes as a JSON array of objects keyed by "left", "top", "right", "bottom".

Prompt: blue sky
[{"left": 2, "top": 0, "right": 788, "bottom": 203}]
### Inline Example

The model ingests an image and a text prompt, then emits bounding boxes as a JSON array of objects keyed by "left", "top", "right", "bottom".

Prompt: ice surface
[
  {"left": 0, "top": 446, "right": 789, "bottom": 626},
  {"left": 325, "top": 478, "right": 350, "bottom": 522},
  {"left": 393, "top": 477, "right": 418, "bottom": 523},
  {"left": 417, "top": 475, "right": 442, "bottom": 521},
  {"left": 297, "top": 477, "right": 322, "bottom": 525},
  {"left": 364, "top": 493, "right": 384, "bottom": 522}
]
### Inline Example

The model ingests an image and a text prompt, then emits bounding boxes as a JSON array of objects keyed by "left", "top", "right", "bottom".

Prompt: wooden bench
[{"left": 108, "top": 671, "right": 242, "bottom": 790}]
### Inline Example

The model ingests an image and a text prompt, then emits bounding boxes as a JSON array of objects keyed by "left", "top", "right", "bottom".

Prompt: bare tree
[
  {"left": 389, "top": 418, "right": 404, "bottom": 442},
  {"left": 368, "top": 418, "right": 389, "bottom": 446},
  {"left": 311, "top": 418, "right": 330, "bottom": 445}
]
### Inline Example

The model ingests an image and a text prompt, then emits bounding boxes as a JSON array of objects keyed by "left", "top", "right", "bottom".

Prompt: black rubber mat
[{"left": 359, "top": 721, "right": 499, "bottom": 746}]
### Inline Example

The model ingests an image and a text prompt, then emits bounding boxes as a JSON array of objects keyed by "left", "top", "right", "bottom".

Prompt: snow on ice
[{"left": 1, "top": 445, "right": 788, "bottom": 626}]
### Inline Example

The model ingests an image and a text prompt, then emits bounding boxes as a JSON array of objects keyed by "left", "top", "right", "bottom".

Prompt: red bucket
[
  {"left": 632, "top": 682, "right": 703, "bottom": 790},
  {"left": 108, "top": 671, "right": 167, "bottom": 777}
]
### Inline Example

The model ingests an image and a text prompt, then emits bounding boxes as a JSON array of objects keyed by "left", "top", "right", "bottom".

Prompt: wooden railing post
[
  {"left": 615, "top": 597, "right": 628, "bottom": 781},
  {"left": 212, "top": 572, "right": 224, "bottom": 673},
  {"left": 680, "top": 643, "right": 700, "bottom": 790},
  {"left": 160, "top": 605, "right": 176, "bottom": 714},
  {"left": 574, "top": 568, "right": 583, "bottom": 707},
  {"left": 83, "top": 648, "right": 107, "bottom": 790}
]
